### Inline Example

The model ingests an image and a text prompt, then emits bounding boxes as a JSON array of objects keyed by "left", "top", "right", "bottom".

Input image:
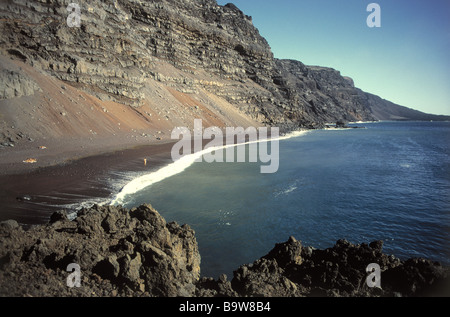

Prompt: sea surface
[{"left": 113, "top": 121, "right": 450, "bottom": 279}]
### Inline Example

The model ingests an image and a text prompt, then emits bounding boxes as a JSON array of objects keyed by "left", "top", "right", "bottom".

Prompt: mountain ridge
[{"left": 0, "top": 0, "right": 448, "bottom": 155}]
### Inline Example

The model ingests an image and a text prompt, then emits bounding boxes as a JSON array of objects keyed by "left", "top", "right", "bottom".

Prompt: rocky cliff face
[
  {"left": 273, "top": 59, "right": 375, "bottom": 125},
  {"left": 2, "top": 0, "right": 444, "bottom": 141},
  {"left": 1, "top": 0, "right": 284, "bottom": 124},
  {"left": 1, "top": 204, "right": 448, "bottom": 297}
]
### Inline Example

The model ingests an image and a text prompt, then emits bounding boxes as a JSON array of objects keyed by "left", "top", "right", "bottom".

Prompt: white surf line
[
  {"left": 348, "top": 120, "right": 380, "bottom": 124},
  {"left": 110, "top": 129, "right": 309, "bottom": 206}
]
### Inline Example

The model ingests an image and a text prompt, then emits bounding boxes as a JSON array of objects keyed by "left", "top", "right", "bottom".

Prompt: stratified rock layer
[
  {"left": 1, "top": 205, "right": 448, "bottom": 297},
  {"left": 1, "top": 0, "right": 448, "bottom": 137}
]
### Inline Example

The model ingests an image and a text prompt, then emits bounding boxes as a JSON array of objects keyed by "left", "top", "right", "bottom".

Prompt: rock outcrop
[
  {"left": 0, "top": 204, "right": 201, "bottom": 297},
  {"left": 0, "top": 67, "right": 42, "bottom": 100},
  {"left": 227, "top": 237, "right": 450, "bottom": 297},
  {"left": 1, "top": 204, "right": 448, "bottom": 297}
]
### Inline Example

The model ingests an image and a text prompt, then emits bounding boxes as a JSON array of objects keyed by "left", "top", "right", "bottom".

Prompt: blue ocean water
[{"left": 119, "top": 121, "right": 450, "bottom": 278}]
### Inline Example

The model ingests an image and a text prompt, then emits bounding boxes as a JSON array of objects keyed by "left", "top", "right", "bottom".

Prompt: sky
[{"left": 216, "top": 0, "right": 450, "bottom": 115}]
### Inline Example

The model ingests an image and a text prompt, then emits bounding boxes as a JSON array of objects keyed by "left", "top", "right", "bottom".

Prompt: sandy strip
[
  {"left": 0, "top": 129, "right": 307, "bottom": 225},
  {"left": 0, "top": 140, "right": 176, "bottom": 225}
]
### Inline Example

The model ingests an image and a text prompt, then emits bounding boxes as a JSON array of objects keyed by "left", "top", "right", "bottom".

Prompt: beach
[
  {"left": 0, "top": 136, "right": 176, "bottom": 225},
  {"left": 0, "top": 130, "right": 274, "bottom": 225}
]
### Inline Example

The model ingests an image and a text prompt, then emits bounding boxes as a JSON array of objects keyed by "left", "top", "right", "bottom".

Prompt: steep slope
[
  {"left": 0, "top": 0, "right": 281, "bottom": 120},
  {"left": 274, "top": 59, "right": 375, "bottom": 124},
  {"left": 0, "top": 0, "right": 447, "bottom": 166},
  {"left": 0, "top": 0, "right": 375, "bottom": 131},
  {"left": 363, "top": 92, "right": 450, "bottom": 121},
  {"left": 0, "top": 52, "right": 260, "bottom": 172}
]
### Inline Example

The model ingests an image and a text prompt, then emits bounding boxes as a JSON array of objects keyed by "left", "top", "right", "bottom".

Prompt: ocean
[{"left": 112, "top": 121, "right": 450, "bottom": 279}]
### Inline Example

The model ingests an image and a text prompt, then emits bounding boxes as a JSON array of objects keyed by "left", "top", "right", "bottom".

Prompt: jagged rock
[
  {"left": 0, "top": 204, "right": 201, "bottom": 297},
  {"left": 264, "top": 236, "right": 303, "bottom": 267},
  {"left": 0, "top": 219, "right": 19, "bottom": 231},
  {"left": 49, "top": 210, "right": 68, "bottom": 224},
  {"left": 0, "top": 204, "right": 448, "bottom": 297},
  {"left": 230, "top": 238, "right": 449, "bottom": 297},
  {"left": 120, "top": 252, "right": 143, "bottom": 288},
  {"left": 382, "top": 258, "right": 450, "bottom": 296},
  {"left": 195, "top": 274, "right": 238, "bottom": 297},
  {"left": 336, "top": 119, "right": 348, "bottom": 128},
  {"left": 232, "top": 257, "right": 305, "bottom": 297}
]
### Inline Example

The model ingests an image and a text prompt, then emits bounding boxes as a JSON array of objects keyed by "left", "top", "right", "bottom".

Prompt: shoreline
[
  {"left": 4, "top": 121, "right": 444, "bottom": 226},
  {"left": 1, "top": 128, "right": 308, "bottom": 225},
  {"left": 111, "top": 128, "right": 309, "bottom": 205},
  {"left": 0, "top": 139, "right": 177, "bottom": 225},
  {"left": 1, "top": 124, "right": 449, "bottom": 297}
]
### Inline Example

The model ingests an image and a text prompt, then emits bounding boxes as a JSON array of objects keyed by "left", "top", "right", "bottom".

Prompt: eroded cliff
[{"left": 2, "top": 0, "right": 445, "bottom": 150}]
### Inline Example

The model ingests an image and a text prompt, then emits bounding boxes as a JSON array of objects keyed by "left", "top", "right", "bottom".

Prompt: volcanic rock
[
  {"left": 0, "top": 204, "right": 448, "bottom": 297},
  {"left": 0, "top": 204, "right": 201, "bottom": 297}
]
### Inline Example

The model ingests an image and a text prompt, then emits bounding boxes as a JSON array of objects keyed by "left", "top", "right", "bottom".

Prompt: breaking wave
[{"left": 110, "top": 129, "right": 309, "bottom": 205}]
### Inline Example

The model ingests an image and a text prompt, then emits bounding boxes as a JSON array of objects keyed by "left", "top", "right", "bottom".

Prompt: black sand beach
[
  {"left": 0, "top": 135, "right": 242, "bottom": 225},
  {"left": 0, "top": 127, "right": 274, "bottom": 225},
  {"left": 0, "top": 141, "right": 176, "bottom": 225}
]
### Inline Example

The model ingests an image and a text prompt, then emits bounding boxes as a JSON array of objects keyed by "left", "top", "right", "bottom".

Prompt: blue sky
[{"left": 217, "top": 0, "right": 450, "bottom": 115}]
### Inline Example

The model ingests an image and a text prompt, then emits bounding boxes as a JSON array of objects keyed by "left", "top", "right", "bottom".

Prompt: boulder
[{"left": 0, "top": 204, "right": 201, "bottom": 297}]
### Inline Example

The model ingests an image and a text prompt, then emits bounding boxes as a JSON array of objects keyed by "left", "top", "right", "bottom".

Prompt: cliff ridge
[{"left": 1, "top": 0, "right": 447, "bottom": 155}]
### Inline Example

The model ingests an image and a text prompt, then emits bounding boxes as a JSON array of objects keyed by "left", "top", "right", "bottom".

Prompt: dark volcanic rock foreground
[{"left": 0, "top": 204, "right": 448, "bottom": 297}]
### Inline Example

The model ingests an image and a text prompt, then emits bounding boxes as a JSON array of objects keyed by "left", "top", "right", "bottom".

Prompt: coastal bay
[{"left": 1, "top": 0, "right": 449, "bottom": 299}]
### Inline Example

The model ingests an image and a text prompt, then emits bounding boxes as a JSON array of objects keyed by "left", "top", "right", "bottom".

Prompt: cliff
[
  {"left": 1, "top": 0, "right": 448, "bottom": 154},
  {"left": 1, "top": 204, "right": 448, "bottom": 297}
]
